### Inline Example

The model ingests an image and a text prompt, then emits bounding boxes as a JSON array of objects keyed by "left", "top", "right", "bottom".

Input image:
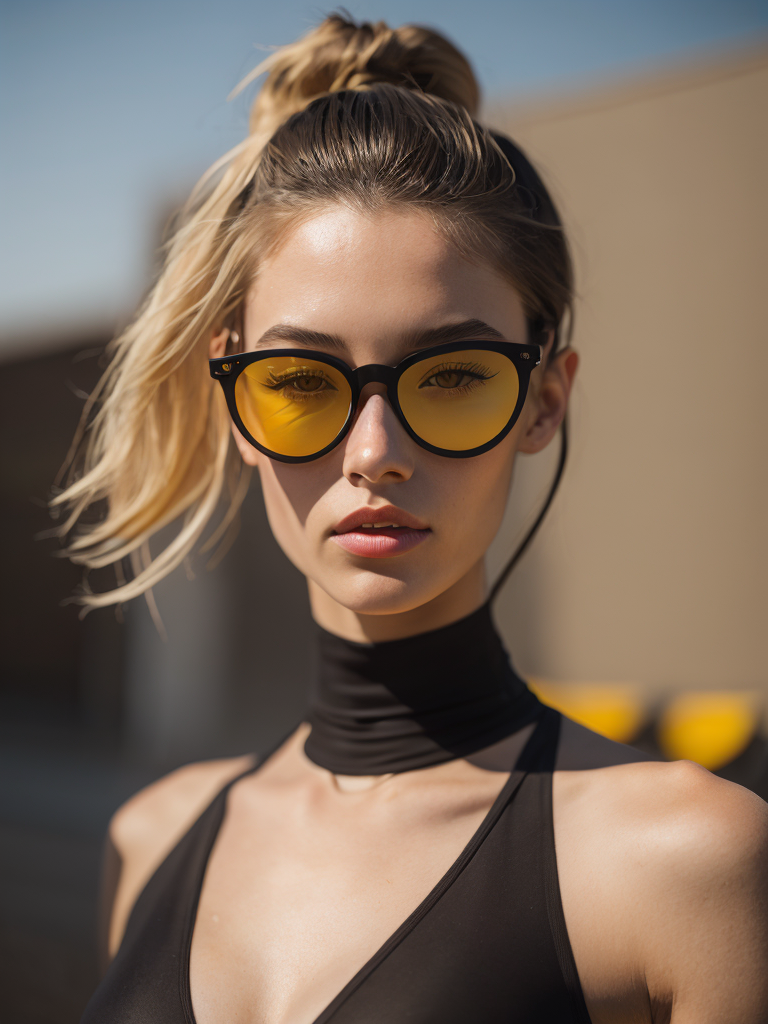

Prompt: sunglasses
[{"left": 209, "top": 339, "right": 541, "bottom": 463}]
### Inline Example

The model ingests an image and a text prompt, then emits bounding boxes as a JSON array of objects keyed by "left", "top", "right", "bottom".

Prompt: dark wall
[
  {"left": 0, "top": 341, "right": 314, "bottom": 1022},
  {"left": 0, "top": 343, "right": 124, "bottom": 725},
  {"left": 0, "top": 342, "right": 125, "bottom": 1021}
]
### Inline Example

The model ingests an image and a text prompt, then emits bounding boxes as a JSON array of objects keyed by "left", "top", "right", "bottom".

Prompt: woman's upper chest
[
  {"left": 102, "top": 727, "right": 665, "bottom": 1024},
  {"left": 189, "top": 747, "right": 514, "bottom": 1024}
]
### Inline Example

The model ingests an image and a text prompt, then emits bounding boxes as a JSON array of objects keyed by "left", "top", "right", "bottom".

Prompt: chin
[{"left": 318, "top": 565, "right": 454, "bottom": 617}]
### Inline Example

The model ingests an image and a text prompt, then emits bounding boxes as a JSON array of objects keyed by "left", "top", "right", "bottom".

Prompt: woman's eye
[
  {"left": 429, "top": 370, "right": 472, "bottom": 389},
  {"left": 264, "top": 372, "right": 338, "bottom": 396},
  {"left": 291, "top": 375, "right": 328, "bottom": 393},
  {"left": 417, "top": 363, "right": 494, "bottom": 391}
]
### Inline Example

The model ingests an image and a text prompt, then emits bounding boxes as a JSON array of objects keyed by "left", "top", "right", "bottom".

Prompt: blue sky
[{"left": 1, "top": 0, "right": 766, "bottom": 346}]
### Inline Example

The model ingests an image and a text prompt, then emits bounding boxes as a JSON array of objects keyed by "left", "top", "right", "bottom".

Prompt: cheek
[
  {"left": 258, "top": 460, "right": 315, "bottom": 527},
  {"left": 447, "top": 451, "right": 515, "bottom": 547},
  {"left": 256, "top": 454, "right": 340, "bottom": 568},
  {"left": 416, "top": 438, "right": 516, "bottom": 576}
]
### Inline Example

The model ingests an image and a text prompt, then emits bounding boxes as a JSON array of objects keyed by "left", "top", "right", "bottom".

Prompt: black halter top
[{"left": 80, "top": 605, "right": 592, "bottom": 1024}]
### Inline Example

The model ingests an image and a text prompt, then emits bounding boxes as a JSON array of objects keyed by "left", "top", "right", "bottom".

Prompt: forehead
[{"left": 243, "top": 206, "right": 528, "bottom": 359}]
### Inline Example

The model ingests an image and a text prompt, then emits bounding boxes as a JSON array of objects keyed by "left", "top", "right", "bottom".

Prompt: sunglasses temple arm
[{"left": 489, "top": 414, "right": 568, "bottom": 604}]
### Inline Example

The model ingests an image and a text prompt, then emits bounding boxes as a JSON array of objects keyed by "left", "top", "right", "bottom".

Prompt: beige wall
[{"left": 486, "top": 50, "right": 768, "bottom": 699}]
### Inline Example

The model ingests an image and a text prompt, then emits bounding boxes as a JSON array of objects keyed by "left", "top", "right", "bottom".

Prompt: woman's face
[{"left": 217, "top": 206, "right": 576, "bottom": 639}]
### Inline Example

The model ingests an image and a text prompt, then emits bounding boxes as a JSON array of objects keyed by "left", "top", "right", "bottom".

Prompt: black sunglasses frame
[{"left": 209, "top": 339, "right": 542, "bottom": 463}]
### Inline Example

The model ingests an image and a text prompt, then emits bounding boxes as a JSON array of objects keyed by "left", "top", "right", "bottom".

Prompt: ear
[
  {"left": 209, "top": 327, "right": 261, "bottom": 467},
  {"left": 517, "top": 346, "right": 579, "bottom": 455},
  {"left": 210, "top": 327, "right": 231, "bottom": 359},
  {"left": 230, "top": 421, "right": 261, "bottom": 468}
]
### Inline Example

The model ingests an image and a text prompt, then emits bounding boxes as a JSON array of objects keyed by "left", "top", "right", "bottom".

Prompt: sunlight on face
[{"left": 236, "top": 207, "right": 541, "bottom": 633}]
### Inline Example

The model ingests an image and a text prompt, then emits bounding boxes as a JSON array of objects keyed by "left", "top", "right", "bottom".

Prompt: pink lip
[
  {"left": 331, "top": 505, "right": 431, "bottom": 559},
  {"left": 331, "top": 527, "right": 430, "bottom": 558}
]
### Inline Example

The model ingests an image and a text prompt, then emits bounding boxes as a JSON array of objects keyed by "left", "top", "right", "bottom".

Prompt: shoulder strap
[
  {"left": 532, "top": 710, "right": 593, "bottom": 1024},
  {"left": 514, "top": 705, "right": 561, "bottom": 773}
]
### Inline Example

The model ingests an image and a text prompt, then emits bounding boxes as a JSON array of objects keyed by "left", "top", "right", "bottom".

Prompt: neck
[
  {"left": 303, "top": 600, "right": 542, "bottom": 775},
  {"left": 307, "top": 560, "right": 488, "bottom": 642}
]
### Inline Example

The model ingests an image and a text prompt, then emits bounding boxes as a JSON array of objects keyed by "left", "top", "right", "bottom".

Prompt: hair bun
[{"left": 243, "top": 13, "right": 480, "bottom": 139}]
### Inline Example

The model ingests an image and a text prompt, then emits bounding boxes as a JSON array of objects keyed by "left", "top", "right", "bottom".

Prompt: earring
[{"left": 229, "top": 330, "right": 240, "bottom": 345}]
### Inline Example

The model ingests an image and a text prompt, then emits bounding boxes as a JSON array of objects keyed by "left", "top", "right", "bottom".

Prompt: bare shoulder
[
  {"left": 109, "top": 754, "right": 254, "bottom": 859},
  {"left": 563, "top": 754, "right": 767, "bottom": 842},
  {"left": 626, "top": 759, "right": 768, "bottom": 899},
  {"left": 556, "top": 713, "right": 768, "bottom": 868},
  {"left": 558, "top": 755, "right": 768, "bottom": 886},
  {"left": 557, "top": 757, "right": 768, "bottom": 1024},
  {"left": 106, "top": 754, "right": 254, "bottom": 959}
]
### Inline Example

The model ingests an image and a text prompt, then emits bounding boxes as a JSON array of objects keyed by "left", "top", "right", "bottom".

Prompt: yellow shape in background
[
  {"left": 657, "top": 691, "right": 760, "bottom": 771},
  {"left": 528, "top": 680, "right": 645, "bottom": 744}
]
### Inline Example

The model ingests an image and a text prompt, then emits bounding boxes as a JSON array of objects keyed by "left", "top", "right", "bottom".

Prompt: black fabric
[
  {"left": 303, "top": 602, "right": 543, "bottom": 775},
  {"left": 80, "top": 708, "right": 591, "bottom": 1024}
]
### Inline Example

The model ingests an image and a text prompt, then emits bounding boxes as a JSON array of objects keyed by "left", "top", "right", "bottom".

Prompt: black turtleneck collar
[{"left": 303, "top": 602, "right": 542, "bottom": 775}]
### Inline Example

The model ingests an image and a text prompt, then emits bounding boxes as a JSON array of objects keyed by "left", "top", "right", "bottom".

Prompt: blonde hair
[{"left": 53, "top": 13, "right": 572, "bottom": 608}]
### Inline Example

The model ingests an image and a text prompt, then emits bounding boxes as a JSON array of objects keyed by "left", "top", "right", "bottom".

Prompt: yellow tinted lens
[
  {"left": 398, "top": 349, "right": 520, "bottom": 451},
  {"left": 234, "top": 356, "right": 351, "bottom": 458}
]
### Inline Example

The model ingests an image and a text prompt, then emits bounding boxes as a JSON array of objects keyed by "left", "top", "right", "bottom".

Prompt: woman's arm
[
  {"left": 640, "top": 765, "right": 768, "bottom": 1024},
  {"left": 557, "top": 760, "right": 768, "bottom": 1024}
]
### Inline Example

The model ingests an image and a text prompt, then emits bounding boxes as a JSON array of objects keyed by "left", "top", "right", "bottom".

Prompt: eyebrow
[{"left": 251, "top": 318, "right": 508, "bottom": 352}]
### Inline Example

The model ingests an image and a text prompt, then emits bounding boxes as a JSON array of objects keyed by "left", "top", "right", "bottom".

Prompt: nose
[{"left": 341, "top": 386, "right": 416, "bottom": 485}]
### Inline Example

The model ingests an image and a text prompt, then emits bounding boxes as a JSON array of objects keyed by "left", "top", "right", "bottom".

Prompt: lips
[{"left": 331, "top": 505, "right": 431, "bottom": 558}]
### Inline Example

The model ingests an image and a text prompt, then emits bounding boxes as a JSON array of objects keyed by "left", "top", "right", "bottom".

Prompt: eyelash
[
  {"left": 263, "top": 370, "right": 338, "bottom": 399},
  {"left": 259, "top": 360, "right": 496, "bottom": 399},
  {"left": 417, "top": 361, "right": 497, "bottom": 391}
]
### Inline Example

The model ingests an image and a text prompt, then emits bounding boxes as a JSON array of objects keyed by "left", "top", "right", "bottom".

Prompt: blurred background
[{"left": 1, "top": 1, "right": 767, "bottom": 1020}]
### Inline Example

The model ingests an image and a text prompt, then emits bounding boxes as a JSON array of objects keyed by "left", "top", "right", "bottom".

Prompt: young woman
[{"left": 58, "top": 15, "right": 767, "bottom": 1024}]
